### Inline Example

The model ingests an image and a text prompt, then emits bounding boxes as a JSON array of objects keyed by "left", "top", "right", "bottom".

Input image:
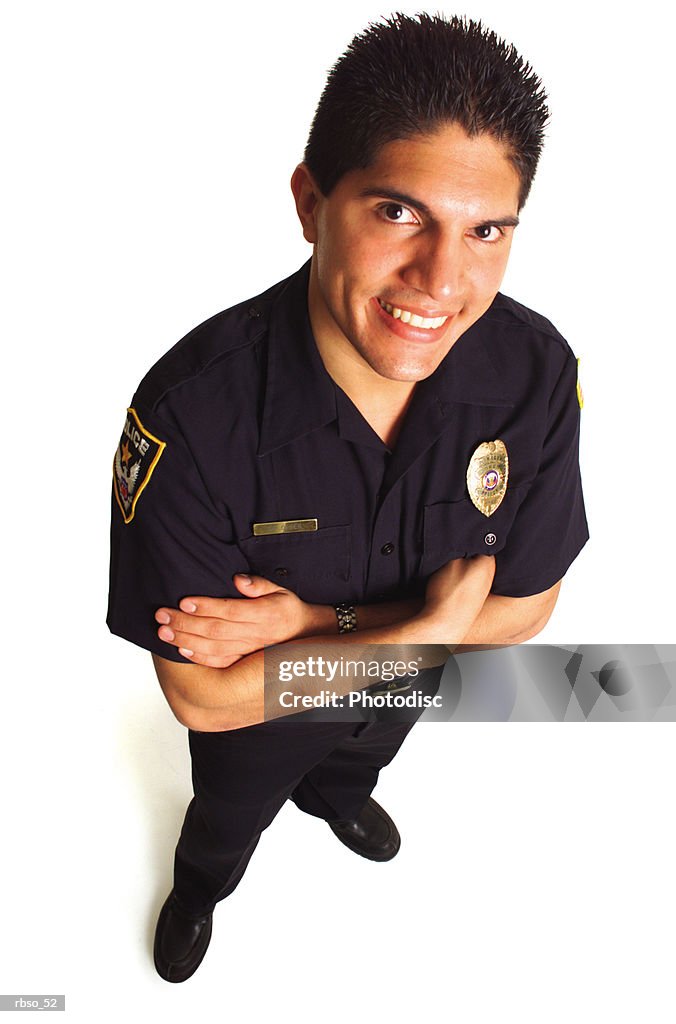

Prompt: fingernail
[
  {"left": 159, "top": 626, "right": 175, "bottom": 642},
  {"left": 236, "top": 574, "right": 252, "bottom": 585},
  {"left": 179, "top": 648, "right": 193, "bottom": 658},
  {"left": 180, "top": 599, "right": 197, "bottom": 613},
  {"left": 156, "top": 611, "right": 171, "bottom": 624}
]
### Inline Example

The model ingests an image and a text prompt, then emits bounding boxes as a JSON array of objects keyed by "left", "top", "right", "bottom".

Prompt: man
[{"left": 108, "top": 13, "right": 588, "bottom": 982}]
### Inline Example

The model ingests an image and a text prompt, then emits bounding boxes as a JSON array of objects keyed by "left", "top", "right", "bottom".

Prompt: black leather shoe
[
  {"left": 327, "top": 797, "right": 401, "bottom": 861},
  {"left": 153, "top": 891, "right": 213, "bottom": 983}
]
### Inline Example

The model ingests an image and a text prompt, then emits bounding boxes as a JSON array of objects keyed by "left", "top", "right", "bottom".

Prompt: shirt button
[
  {"left": 484, "top": 533, "right": 497, "bottom": 546},
  {"left": 275, "top": 566, "right": 289, "bottom": 577},
  {"left": 380, "top": 543, "right": 395, "bottom": 555}
]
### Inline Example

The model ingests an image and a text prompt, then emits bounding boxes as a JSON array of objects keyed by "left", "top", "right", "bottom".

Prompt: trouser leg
[
  {"left": 290, "top": 719, "right": 416, "bottom": 821},
  {"left": 291, "top": 666, "right": 443, "bottom": 821},
  {"left": 173, "top": 719, "right": 365, "bottom": 914},
  {"left": 172, "top": 669, "right": 441, "bottom": 914}
]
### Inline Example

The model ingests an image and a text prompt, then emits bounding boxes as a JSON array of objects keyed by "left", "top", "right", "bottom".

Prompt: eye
[
  {"left": 471, "top": 224, "right": 505, "bottom": 243},
  {"left": 378, "top": 203, "right": 419, "bottom": 225}
]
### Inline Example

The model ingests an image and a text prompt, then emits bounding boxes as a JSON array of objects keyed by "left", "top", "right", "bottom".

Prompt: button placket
[{"left": 366, "top": 486, "right": 404, "bottom": 593}]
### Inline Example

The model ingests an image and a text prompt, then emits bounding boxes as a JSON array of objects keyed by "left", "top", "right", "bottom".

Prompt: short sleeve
[
  {"left": 491, "top": 350, "right": 589, "bottom": 597},
  {"left": 107, "top": 401, "right": 247, "bottom": 661}
]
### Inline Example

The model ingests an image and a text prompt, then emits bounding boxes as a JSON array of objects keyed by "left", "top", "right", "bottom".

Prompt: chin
[
  {"left": 364, "top": 341, "right": 448, "bottom": 381},
  {"left": 369, "top": 358, "right": 439, "bottom": 383},
  {"left": 356, "top": 330, "right": 457, "bottom": 384}
]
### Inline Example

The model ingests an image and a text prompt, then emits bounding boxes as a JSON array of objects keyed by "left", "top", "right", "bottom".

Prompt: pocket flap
[{"left": 239, "top": 524, "right": 351, "bottom": 586}]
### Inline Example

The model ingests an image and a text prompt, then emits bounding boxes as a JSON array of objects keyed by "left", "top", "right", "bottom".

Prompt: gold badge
[
  {"left": 252, "top": 519, "right": 318, "bottom": 536},
  {"left": 466, "top": 439, "right": 509, "bottom": 517}
]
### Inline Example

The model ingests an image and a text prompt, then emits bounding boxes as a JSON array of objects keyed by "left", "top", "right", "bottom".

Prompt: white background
[{"left": 2, "top": 0, "right": 674, "bottom": 1020}]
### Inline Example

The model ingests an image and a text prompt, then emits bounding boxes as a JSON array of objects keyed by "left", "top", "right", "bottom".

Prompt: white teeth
[{"left": 379, "top": 300, "right": 447, "bottom": 330}]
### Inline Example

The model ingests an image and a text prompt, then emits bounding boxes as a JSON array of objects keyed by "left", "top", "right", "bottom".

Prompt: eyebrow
[{"left": 358, "top": 186, "right": 520, "bottom": 228}]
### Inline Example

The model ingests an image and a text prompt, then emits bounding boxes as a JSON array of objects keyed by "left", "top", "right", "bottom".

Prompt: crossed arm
[{"left": 151, "top": 557, "right": 560, "bottom": 732}]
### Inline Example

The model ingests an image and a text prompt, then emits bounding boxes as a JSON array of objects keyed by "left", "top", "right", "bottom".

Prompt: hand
[
  {"left": 155, "top": 574, "right": 311, "bottom": 667},
  {"left": 418, "top": 555, "right": 496, "bottom": 644}
]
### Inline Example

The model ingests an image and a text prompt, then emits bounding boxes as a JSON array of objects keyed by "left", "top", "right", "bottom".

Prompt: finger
[
  {"left": 178, "top": 650, "right": 245, "bottom": 668},
  {"left": 232, "top": 573, "right": 287, "bottom": 598},
  {"left": 156, "top": 622, "right": 248, "bottom": 658},
  {"left": 157, "top": 605, "right": 252, "bottom": 634},
  {"left": 174, "top": 596, "right": 256, "bottom": 622}
]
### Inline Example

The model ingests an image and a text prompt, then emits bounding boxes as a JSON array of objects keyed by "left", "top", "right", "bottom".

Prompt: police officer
[{"left": 108, "top": 13, "right": 588, "bottom": 982}]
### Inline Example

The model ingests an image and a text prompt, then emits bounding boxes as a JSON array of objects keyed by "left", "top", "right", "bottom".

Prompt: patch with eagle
[{"left": 113, "top": 408, "right": 166, "bottom": 523}]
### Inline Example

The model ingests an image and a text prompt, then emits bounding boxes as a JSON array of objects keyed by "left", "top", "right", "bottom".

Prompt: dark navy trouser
[
  {"left": 173, "top": 716, "right": 415, "bottom": 914},
  {"left": 173, "top": 667, "right": 443, "bottom": 914}
]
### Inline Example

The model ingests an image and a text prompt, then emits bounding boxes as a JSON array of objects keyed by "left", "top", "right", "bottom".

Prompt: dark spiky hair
[{"left": 304, "top": 12, "right": 549, "bottom": 209}]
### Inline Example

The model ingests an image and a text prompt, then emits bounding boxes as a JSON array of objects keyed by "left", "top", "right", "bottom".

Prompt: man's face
[{"left": 295, "top": 122, "right": 522, "bottom": 383}]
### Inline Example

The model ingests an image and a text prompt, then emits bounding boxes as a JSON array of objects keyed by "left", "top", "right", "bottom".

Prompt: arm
[
  {"left": 153, "top": 555, "right": 496, "bottom": 732},
  {"left": 459, "top": 581, "right": 561, "bottom": 646},
  {"left": 154, "top": 571, "right": 559, "bottom": 667},
  {"left": 154, "top": 571, "right": 422, "bottom": 667}
]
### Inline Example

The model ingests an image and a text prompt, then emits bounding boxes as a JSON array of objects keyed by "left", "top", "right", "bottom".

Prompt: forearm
[
  {"left": 155, "top": 617, "right": 443, "bottom": 732},
  {"left": 154, "top": 649, "right": 266, "bottom": 732},
  {"left": 305, "top": 591, "right": 552, "bottom": 648},
  {"left": 456, "top": 584, "right": 561, "bottom": 648},
  {"left": 154, "top": 591, "right": 480, "bottom": 733}
]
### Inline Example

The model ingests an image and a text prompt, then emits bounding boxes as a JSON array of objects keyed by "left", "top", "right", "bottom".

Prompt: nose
[{"left": 399, "top": 230, "right": 466, "bottom": 305}]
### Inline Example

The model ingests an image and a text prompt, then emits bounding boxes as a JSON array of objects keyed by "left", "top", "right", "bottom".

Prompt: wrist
[{"left": 297, "top": 602, "right": 337, "bottom": 638}]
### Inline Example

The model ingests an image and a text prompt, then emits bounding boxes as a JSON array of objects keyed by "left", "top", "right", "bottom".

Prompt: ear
[{"left": 290, "top": 163, "right": 322, "bottom": 244}]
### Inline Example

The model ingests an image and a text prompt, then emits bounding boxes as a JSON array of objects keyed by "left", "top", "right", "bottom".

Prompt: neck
[
  {"left": 307, "top": 270, "right": 417, "bottom": 446},
  {"left": 321, "top": 342, "right": 416, "bottom": 445}
]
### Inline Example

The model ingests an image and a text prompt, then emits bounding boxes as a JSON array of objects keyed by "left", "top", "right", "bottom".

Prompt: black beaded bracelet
[{"left": 334, "top": 603, "right": 357, "bottom": 634}]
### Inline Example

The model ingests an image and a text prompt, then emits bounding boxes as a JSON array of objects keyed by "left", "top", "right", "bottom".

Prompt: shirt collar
[
  {"left": 423, "top": 304, "right": 516, "bottom": 411},
  {"left": 258, "top": 261, "right": 337, "bottom": 456}
]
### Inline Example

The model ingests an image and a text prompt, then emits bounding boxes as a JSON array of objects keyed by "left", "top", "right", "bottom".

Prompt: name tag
[{"left": 252, "top": 518, "right": 318, "bottom": 536}]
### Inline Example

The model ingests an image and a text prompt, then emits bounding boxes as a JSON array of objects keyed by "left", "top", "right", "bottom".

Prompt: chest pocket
[
  {"left": 420, "top": 485, "right": 529, "bottom": 577},
  {"left": 238, "top": 524, "right": 351, "bottom": 599}
]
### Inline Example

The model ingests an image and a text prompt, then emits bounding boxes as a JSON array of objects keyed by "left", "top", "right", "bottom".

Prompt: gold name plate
[{"left": 252, "top": 518, "right": 318, "bottom": 536}]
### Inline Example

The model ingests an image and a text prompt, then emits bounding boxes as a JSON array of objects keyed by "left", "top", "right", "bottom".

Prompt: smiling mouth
[{"left": 378, "top": 299, "right": 448, "bottom": 330}]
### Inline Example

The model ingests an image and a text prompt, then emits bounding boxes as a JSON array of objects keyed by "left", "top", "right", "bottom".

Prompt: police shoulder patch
[{"left": 113, "top": 407, "right": 166, "bottom": 523}]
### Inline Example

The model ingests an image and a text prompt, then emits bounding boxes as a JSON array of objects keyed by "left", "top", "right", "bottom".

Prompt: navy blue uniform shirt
[{"left": 108, "top": 261, "right": 588, "bottom": 662}]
